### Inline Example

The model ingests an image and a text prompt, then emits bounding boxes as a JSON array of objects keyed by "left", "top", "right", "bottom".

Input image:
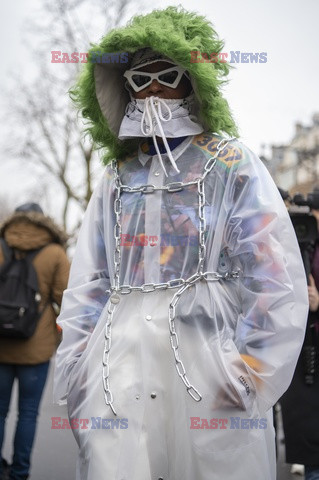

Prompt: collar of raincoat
[
  {"left": 71, "top": 6, "right": 238, "bottom": 165},
  {"left": 138, "top": 135, "right": 194, "bottom": 169}
]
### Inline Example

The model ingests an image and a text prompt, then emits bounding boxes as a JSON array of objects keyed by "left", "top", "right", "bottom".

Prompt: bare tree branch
[{"left": 2, "top": 0, "right": 146, "bottom": 232}]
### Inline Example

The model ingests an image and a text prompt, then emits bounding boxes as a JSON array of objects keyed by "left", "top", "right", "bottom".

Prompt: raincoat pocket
[
  {"left": 186, "top": 331, "right": 256, "bottom": 414},
  {"left": 217, "top": 335, "right": 257, "bottom": 414},
  {"left": 185, "top": 330, "right": 262, "bottom": 454}
]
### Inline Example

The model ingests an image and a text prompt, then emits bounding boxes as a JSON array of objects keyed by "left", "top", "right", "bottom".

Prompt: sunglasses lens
[
  {"left": 131, "top": 74, "right": 151, "bottom": 88},
  {"left": 158, "top": 70, "right": 179, "bottom": 85}
]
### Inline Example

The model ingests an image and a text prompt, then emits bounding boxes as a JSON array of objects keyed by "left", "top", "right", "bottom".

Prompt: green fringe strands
[{"left": 70, "top": 6, "right": 238, "bottom": 164}]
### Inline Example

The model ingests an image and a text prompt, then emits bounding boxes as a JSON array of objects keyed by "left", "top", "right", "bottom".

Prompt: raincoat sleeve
[
  {"left": 224, "top": 141, "right": 308, "bottom": 413},
  {"left": 53, "top": 171, "right": 111, "bottom": 404}
]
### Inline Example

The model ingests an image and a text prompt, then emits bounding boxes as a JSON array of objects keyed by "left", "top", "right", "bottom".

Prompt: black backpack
[{"left": 0, "top": 238, "right": 43, "bottom": 339}]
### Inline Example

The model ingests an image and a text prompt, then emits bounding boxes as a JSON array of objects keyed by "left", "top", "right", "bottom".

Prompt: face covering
[{"left": 118, "top": 94, "right": 204, "bottom": 176}]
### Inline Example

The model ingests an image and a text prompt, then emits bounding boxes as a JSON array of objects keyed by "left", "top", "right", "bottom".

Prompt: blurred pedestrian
[
  {"left": 0, "top": 203, "right": 70, "bottom": 480},
  {"left": 280, "top": 205, "right": 319, "bottom": 480}
]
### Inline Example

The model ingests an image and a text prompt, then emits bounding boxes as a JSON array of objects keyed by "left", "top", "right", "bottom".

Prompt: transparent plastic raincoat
[
  {"left": 54, "top": 133, "right": 308, "bottom": 479},
  {"left": 54, "top": 6, "right": 308, "bottom": 479}
]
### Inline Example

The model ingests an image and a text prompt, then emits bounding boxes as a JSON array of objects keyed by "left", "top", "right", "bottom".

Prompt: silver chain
[
  {"left": 102, "top": 138, "right": 238, "bottom": 412},
  {"left": 120, "top": 179, "right": 197, "bottom": 194},
  {"left": 102, "top": 299, "right": 117, "bottom": 415},
  {"left": 112, "top": 160, "right": 122, "bottom": 290}
]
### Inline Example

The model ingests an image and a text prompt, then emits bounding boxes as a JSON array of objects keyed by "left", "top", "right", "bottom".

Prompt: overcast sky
[{"left": 0, "top": 0, "right": 318, "bottom": 211}]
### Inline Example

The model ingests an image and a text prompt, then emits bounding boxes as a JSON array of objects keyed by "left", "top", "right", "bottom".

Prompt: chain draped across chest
[{"left": 102, "top": 138, "right": 240, "bottom": 415}]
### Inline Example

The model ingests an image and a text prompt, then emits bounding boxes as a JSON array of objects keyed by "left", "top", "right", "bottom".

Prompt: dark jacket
[
  {"left": 280, "top": 241, "right": 319, "bottom": 465},
  {"left": 0, "top": 211, "right": 70, "bottom": 364}
]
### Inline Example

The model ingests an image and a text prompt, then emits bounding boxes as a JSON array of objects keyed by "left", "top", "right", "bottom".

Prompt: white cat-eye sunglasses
[{"left": 123, "top": 66, "right": 189, "bottom": 93}]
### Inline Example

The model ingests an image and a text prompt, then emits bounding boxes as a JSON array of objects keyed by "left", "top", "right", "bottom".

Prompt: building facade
[{"left": 264, "top": 113, "right": 319, "bottom": 197}]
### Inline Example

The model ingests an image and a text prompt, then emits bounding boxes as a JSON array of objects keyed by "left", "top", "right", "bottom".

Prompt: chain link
[
  {"left": 102, "top": 300, "right": 117, "bottom": 416},
  {"left": 102, "top": 139, "right": 238, "bottom": 412},
  {"left": 112, "top": 160, "right": 122, "bottom": 290},
  {"left": 198, "top": 177, "right": 206, "bottom": 275},
  {"left": 106, "top": 271, "right": 239, "bottom": 296},
  {"left": 168, "top": 283, "right": 202, "bottom": 402},
  {"left": 120, "top": 180, "right": 198, "bottom": 194}
]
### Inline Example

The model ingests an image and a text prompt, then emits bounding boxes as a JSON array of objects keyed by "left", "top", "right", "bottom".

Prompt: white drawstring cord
[{"left": 141, "top": 97, "right": 181, "bottom": 177}]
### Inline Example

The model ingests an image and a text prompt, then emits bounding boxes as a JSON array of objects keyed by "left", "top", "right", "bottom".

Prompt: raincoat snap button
[
  {"left": 145, "top": 315, "right": 152, "bottom": 321},
  {"left": 151, "top": 392, "right": 157, "bottom": 399},
  {"left": 110, "top": 294, "right": 120, "bottom": 304}
]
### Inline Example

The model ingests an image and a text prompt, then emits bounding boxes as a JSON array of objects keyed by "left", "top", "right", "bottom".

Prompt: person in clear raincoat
[{"left": 54, "top": 7, "right": 308, "bottom": 480}]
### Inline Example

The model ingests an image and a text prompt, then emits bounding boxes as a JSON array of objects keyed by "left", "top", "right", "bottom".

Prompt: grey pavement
[{"left": 2, "top": 360, "right": 304, "bottom": 480}]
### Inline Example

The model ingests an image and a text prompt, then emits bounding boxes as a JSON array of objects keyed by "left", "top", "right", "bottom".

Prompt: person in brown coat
[{"left": 0, "top": 203, "right": 70, "bottom": 480}]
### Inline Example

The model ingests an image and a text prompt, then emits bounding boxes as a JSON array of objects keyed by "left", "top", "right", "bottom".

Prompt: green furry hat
[{"left": 71, "top": 6, "right": 238, "bottom": 164}]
